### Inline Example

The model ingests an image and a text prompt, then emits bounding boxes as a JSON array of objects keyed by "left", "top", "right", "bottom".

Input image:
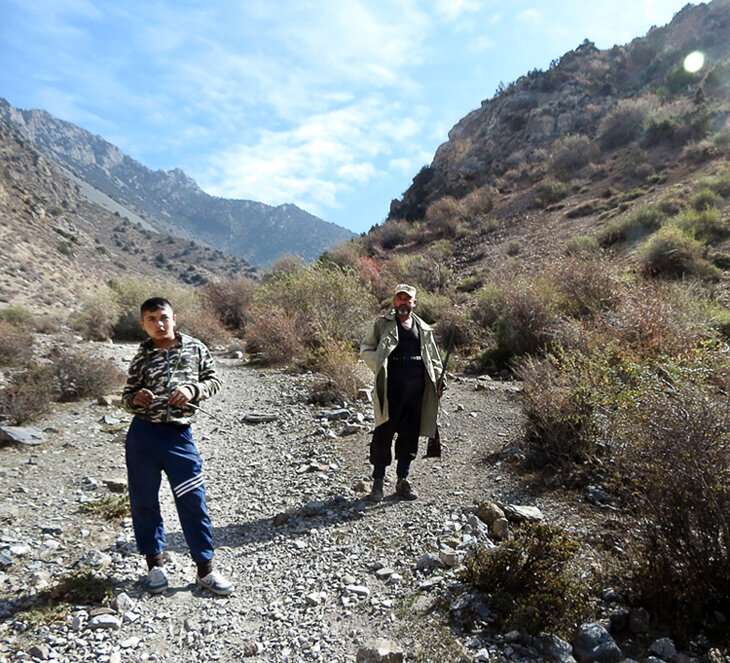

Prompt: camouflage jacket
[{"left": 122, "top": 332, "right": 221, "bottom": 425}]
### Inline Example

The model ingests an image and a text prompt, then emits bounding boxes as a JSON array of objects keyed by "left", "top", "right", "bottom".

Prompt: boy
[{"left": 122, "top": 297, "right": 233, "bottom": 596}]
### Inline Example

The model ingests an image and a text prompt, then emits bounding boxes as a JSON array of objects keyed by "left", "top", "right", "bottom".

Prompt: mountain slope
[
  {"left": 0, "top": 98, "right": 354, "bottom": 266},
  {"left": 390, "top": 0, "right": 730, "bottom": 229},
  {"left": 0, "top": 118, "right": 255, "bottom": 312}
]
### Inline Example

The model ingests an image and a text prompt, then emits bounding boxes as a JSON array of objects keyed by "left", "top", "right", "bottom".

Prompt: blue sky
[{"left": 1, "top": 0, "right": 694, "bottom": 234}]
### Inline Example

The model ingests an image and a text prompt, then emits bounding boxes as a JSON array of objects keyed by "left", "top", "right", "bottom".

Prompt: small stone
[
  {"left": 323, "top": 408, "right": 350, "bottom": 421},
  {"left": 87, "top": 614, "right": 121, "bottom": 630},
  {"left": 113, "top": 592, "right": 135, "bottom": 613},
  {"left": 346, "top": 584, "right": 370, "bottom": 596},
  {"left": 242, "top": 413, "right": 278, "bottom": 424},
  {"left": 28, "top": 645, "right": 50, "bottom": 660},
  {"left": 302, "top": 500, "right": 325, "bottom": 516},
  {"left": 573, "top": 622, "right": 621, "bottom": 663},
  {"left": 650, "top": 638, "right": 677, "bottom": 661}
]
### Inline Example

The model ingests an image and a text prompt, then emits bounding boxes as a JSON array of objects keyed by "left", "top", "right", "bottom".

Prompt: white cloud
[
  {"left": 435, "top": 0, "right": 482, "bottom": 22},
  {"left": 517, "top": 8, "right": 543, "bottom": 23}
]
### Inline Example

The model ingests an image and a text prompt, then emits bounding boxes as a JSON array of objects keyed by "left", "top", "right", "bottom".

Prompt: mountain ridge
[{"left": 0, "top": 97, "right": 354, "bottom": 266}]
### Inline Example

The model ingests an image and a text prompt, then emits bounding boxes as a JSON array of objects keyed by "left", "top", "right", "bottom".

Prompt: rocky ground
[{"left": 0, "top": 342, "right": 718, "bottom": 663}]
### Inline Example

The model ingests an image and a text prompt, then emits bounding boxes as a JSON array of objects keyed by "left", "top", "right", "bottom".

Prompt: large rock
[
  {"left": 573, "top": 622, "right": 622, "bottom": 663},
  {"left": 502, "top": 504, "right": 545, "bottom": 523},
  {"left": 0, "top": 426, "right": 44, "bottom": 446},
  {"left": 356, "top": 639, "right": 404, "bottom": 663}
]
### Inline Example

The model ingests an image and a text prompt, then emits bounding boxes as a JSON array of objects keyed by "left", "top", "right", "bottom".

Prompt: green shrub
[
  {"left": 516, "top": 350, "right": 608, "bottom": 465},
  {"left": 56, "top": 242, "right": 73, "bottom": 256},
  {"left": 17, "top": 571, "right": 114, "bottom": 624},
  {"left": 689, "top": 188, "right": 723, "bottom": 211},
  {"left": 549, "top": 256, "right": 621, "bottom": 317},
  {"left": 374, "top": 220, "right": 412, "bottom": 250},
  {"left": 0, "top": 321, "right": 34, "bottom": 366},
  {"left": 79, "top": 495, "right": 130, "bottom": 521},
  {"left": 534, "top": 178, "right": 568, "bottom": 208},
  {"left": 0, "top": 306, "right": 33, "bottom": 326},
  {"left": 639, "top": 225, "right": 720, "bottom": 279},
  {"left": 506, "top": 240, "right": 522, "bottom": 256},
  {"left": 482, "top": 284, "right": 560, "bottom": 368},
  {"left": 671, "top": 207, "right": 729, "bottom": 244},
  {"left": 599, "top": 206, "right": 664, "bottom": 246},
  {"left": 700, "top": 167, "right": 730, "bottom": 198},
  {"left": 404, "top": 253, "right": 453, "bottom": 293},
  {"left": 565, "top": 235, "right": 600, "bottom": 257},
  {"left": 462, "top": 522, "right": 589, "bottom": 637},
  {"left": 604, "top": 281, "right": 711, "bottom": 357}
]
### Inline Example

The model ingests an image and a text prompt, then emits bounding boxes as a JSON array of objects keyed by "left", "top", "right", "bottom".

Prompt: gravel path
[{"left": 0, "top": 343, "right": 538, "bottom": 663}]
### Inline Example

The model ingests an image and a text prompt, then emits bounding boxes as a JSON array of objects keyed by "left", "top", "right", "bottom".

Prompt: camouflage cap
[{"left": 394, "top": 283, "right": 417, "bottom": 298}]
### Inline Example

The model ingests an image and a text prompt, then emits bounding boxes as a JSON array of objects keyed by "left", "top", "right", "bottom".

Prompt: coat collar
[{"left": 383, "top": 310, "right": 433, "bottom": 331}]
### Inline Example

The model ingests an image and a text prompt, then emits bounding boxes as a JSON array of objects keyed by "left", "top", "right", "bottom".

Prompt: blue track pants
[{"left": 125, "top": 417, "right": 214, "bottom": 562}]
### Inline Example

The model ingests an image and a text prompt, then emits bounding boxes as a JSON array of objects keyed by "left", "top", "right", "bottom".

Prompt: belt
[{"left": 390, "top": 355, "right": 423, "bottom": 362}]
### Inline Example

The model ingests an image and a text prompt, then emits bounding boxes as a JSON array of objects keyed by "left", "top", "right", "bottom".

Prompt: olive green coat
[{"left": 360, "top": 311, "right": 444, "bottom": 437}]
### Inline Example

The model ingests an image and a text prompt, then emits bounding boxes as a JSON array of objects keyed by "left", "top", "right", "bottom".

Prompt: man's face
[
  {"left": 393, "top": 291, "right": 416, "bottom": 317},
  {"left": 140, "top": 305, "right": 177, "bottom": 346}
]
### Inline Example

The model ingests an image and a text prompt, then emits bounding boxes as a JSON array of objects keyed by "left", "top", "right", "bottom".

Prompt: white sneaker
[
  {"left": 145, "top": 566, "right": 168, "bottom": 594},
  {"left": 196, "top": 570, "right": 234, "bottom": 596}
]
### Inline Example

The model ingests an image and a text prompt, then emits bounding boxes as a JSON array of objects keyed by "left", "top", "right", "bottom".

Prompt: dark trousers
[
  {"left": 370, "top": 372, "right": 425, "bottom": 479},
  {"left": 125, "top": 417, "right": 214, "bottom": 562}
]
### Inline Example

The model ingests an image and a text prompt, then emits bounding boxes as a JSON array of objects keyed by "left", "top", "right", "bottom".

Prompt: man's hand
[
  {"left": 438, "top": 382, "right": 446, "bottom": 398},
  {"left": 168, "top": 385, "right": 195, "bottom": 406},
  {"left": 132, "top": 388, "right": 156, "bottom": 407}
]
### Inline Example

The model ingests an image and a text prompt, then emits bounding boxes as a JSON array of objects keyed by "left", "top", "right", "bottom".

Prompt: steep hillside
[
  {"left": 0, "top": 119, "right": 256, "bottom": 312},
  {"left": 387, "top": 0, "right": 730, "bottom": 278},
  {"left": 0, "top": 98, "right": 355, "bottom": 266}
]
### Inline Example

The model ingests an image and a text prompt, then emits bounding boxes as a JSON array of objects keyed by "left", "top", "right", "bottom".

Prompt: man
[
  {"left": 360, "top": 284, "right": 445, "bottom": 501},
  {"left": 122, "top": 297, "right": 234, "bottom": 596}
]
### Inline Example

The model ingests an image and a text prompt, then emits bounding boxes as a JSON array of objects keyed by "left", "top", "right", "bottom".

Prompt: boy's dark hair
[{"left": 140, "top": 297, "right": 173, "bottom": 318}]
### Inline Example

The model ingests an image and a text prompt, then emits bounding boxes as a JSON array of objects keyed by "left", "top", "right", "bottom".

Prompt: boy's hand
[
  {"left": 132, "top": 388, "right": 156, "bottom": 407},
  {"left": 168, "top": 386, "right": 194, "bottom": 406}
]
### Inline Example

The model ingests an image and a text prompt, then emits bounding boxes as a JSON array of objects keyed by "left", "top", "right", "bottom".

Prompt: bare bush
[
  {"left": 71, "top": 287, "right": 123, "bottom": 341},
  {"left": 0, "top": 321, "right": 34, "bottom": 366},
  {"left": 203, "top": 277, "right": 256, "bottom": 331},
  {"left": 618, "top": 381, "right": 730, "bottom": 637},
  {"left": 600, "top": 281, "right": 710, "bottom": 357},
  {"left": 49, "top": 349, "right": 126, "bottom": 402},
  {"left": 598, "top": 97, "right": 655, "bottom": 150},
  {"left": 425, "top": 196, "right": 464, "bottom": 238},
  {"left": 309, "top": 339, "right": 370, "bottom": 402},
  {"left": 245, "top": 305, "right": 306, "bottom": 365},
  {"left": 177, "top": 309, "right": 230, "bottom": 348},
  {"left": 0, "top": 364, "right": 54, "bottom": 424},
  {"left": 549, "top": 256, "right": 621, "bottom": 317},
  {"left": 550, "top": 134, "right": 598, "bottom": 179}
]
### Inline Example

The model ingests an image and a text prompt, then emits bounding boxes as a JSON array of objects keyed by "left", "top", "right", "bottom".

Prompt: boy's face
[{"left": 140, "top": 304, "right": 177, "bottom": 347}]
